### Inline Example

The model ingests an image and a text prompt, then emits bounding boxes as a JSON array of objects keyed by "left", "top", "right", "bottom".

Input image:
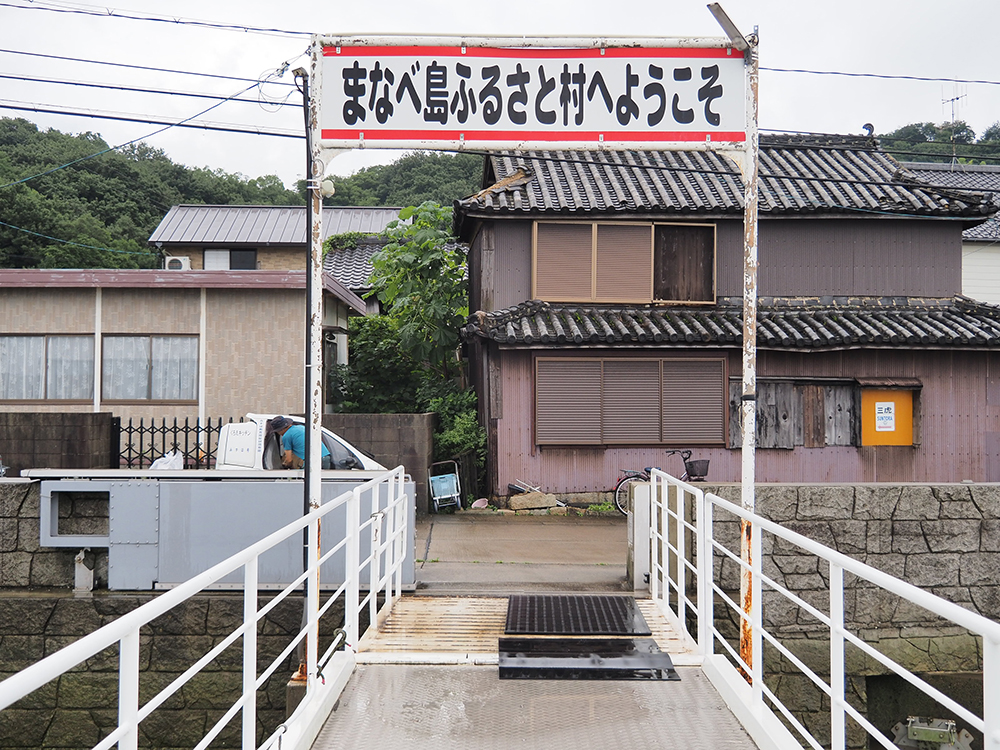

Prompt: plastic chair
[{"left": 429, "top": 460, "right": 462, "bottom": 512}]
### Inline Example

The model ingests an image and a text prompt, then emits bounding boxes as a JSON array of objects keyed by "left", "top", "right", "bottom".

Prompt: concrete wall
[
  {"left": 323, "top": 413, "right": 436, "bottom": 514},
  {"left": 702, "top": 482, "right": 998, "bottom": 749},
  {"left": 0, "top": 413, "right": 115, "bottom": 478}
]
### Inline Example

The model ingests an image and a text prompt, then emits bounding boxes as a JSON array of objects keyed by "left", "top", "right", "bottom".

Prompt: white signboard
[
  {"left": 317, "top": 39, "right": 746, "bottom": 150},
  {"left": 875, "top": 402, "right": 895, "bottom": 432}
]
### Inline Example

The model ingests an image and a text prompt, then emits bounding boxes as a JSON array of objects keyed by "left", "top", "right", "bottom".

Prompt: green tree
[
  {"left": 326, "top": 151, "right": 482, "bottom": 207},
  {"left": 880, "top": 120, "right": 1000, "bottom": 165},
  {"left": 368, "top": 201, "right": 468, "bottom": 381}
]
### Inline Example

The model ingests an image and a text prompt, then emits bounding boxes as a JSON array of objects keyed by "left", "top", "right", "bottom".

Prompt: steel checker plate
[
  {"left": 505, "top": 595, "right": 651, "bottom": 636},
  {"left": 498, "top": 637, "right": 680, "bottom": 681}
]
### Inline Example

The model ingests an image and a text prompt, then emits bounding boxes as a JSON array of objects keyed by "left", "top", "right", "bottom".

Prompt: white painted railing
[
  {"left": 646, "top": 470, "right": 1000, "bottom": 750},
  {"left": 0, "top": 467, "right": 410, "bottom": 750}
]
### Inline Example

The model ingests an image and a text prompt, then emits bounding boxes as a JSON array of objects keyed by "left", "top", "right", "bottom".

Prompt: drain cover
[
  {"left": 505, "top": 595, "right": 651, "bottom": 636},
  {"left": 498, "top": 637, "right": 680, "bottom": 680}
]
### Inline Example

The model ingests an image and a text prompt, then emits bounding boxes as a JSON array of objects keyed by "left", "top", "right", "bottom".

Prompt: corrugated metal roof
[
  {"left": 148, "top": 205, "right": 402, "bottom": 246},
  {"left": 462, "top": 297, "right": 1000, "bottom": 350},
  {"left": 903, "top": 162, "right": 1000, "bottom": 242},
  {"left": 454, "top": 135, "right": 997, "bottom": 236}
]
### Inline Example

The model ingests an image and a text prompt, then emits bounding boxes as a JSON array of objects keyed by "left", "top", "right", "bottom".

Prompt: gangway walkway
[{"left": 314, "top": 594, "right": 759, "bottom": 750}]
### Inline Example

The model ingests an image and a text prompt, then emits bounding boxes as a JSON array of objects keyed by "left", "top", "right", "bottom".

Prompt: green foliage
[
  {"left": 880, "top": 120, "right": 1000, "bottom": 165},
  {"left": 326, "top": 151, "right": 483, "bottom": 207},
  {"left": 423, "top": 388, "right": 485, "bottom": 464},
  {"left": 328, "top": 316, "right": 422, "bottom": 413},
  {"left": 0, "top": 117, "right": 303, "bottom": 269},
  {"left": 368, "top": 201, "right": 468, "bottom": 380}
]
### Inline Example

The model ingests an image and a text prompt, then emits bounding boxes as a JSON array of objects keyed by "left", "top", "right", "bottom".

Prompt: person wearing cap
[{"left": 270, "top": 416, "right": 333, "bottom": 469}]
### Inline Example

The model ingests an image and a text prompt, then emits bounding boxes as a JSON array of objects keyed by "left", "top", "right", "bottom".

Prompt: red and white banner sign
[{"left": 317, "top": 40, "right": 746, "bottom": 150}]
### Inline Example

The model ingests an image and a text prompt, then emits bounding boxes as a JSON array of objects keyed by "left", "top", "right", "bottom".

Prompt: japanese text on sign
[
  {"left": 875, "top": 402, "right": 896, "bottom": 432},
  {"left": 319, "top": 45, "right": 745, "bottom": 148}
]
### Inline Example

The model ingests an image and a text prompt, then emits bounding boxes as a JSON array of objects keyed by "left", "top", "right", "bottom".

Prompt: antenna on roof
[{"left": 943, "top": 91, "right": 967, "bottom": 170}]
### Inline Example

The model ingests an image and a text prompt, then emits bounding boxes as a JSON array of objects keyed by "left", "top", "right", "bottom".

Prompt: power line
[
  {"left": 0, "top": 0, "right": 308, "bottom": 38},
  {"left": 762, "top": 66, "right": 1000, "bottom": 87},
  {"left": 0, "top": 72, "right": 296, "bottom": 107},
  {"left": 0, "top": 48, "right": 295, "bottom": 87},
  {"left": 0, "top": 219, "right": 157, "bottom": 256},
  {"left": 0, "top": 102, "right": 302, "bottom": 139}
]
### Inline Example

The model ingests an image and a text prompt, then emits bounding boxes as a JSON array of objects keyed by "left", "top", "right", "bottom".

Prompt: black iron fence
[{"left": 113, "top": 416, "right": 240, "bottom": 469}]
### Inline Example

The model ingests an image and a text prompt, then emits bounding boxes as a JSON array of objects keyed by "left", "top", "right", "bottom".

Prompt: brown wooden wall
[
  {"left": 485, "top": 346, "right": 1000, "bottom": 495},
  {"left": 471, "top": 218, "right": 964, "bottom": 313}
]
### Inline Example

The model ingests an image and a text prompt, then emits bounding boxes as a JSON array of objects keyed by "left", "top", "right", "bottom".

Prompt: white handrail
[
  {"left": 646, "top": 469, "right": 1000, "bottom": 750},
  {"left": 0, "top": 467, "right": 409, "bottom": 750}
]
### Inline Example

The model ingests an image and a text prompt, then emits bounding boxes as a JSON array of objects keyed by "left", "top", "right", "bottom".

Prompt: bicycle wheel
[{"left": 614, "top": 475, "right": 644, "bottom": 515}]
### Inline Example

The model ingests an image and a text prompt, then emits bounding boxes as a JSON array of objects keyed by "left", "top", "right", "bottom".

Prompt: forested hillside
[
  {"left": 0, "top": 118, "right": 303, "bottom": 269},
  {"left": 880, "top": 120, "right": 1000, "bottom": 164},
  {"left": 325, "top": 151, "right": 483, "bottom": 207}
]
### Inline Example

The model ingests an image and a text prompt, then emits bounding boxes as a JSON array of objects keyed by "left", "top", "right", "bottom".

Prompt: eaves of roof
[
  {"left": 0, "top": 269, "right": 367, "bottom": 314},
  {"left": 462, "top": 297, "right": 1000, "bottom": 351}
]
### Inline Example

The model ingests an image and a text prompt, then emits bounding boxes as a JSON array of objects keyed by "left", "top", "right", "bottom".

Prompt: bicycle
[{"left": 613, "top": 450, "right": 702, "bottom": 515}]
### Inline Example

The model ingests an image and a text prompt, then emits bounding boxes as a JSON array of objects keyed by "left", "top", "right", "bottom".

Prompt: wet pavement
[{"left": 414, "top": 511, "right": 629, "bottom": 594}]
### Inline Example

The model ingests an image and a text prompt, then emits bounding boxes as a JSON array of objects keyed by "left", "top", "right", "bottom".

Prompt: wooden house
[{"left": 454, "top": 135, "right": 1000, "bottom": 496}]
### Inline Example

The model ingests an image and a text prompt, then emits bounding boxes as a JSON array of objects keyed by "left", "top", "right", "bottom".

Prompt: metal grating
[
  {"left": 505, "top": 595, "right": 651, "bottom": 636},
  {"left": 498, "top": 637, "right": 680, "bottom": 681}
]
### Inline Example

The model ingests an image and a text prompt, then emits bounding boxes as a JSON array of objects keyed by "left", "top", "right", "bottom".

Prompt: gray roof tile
[
  {"left": 455, "top": 136, "right": 996, "bottom": 233},
  {"left": 902, "top": 162, "right": 1000, "bottom": 242},
  {"left": 463, "top": 297, "right": 1000, "bottom": 350}
]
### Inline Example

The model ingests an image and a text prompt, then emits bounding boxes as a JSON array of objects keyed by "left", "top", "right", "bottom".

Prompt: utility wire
[
  {"left": 0, "top": 219, "right": 157, "bottom": 256},
  {"left": 0, "top": 0, "right": 308, "bottom": 38},
  {"left": 0, "top": 72, "right": 296, "bottom": 107},
  {"left": 761, "top": 66, "right": 1000, "bottom": 87}
]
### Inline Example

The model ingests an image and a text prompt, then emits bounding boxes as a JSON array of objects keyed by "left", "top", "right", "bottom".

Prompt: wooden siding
[
  {"left": 487, "top": 221, "right": 532, "bottom": 312},
  {"left": 490, "top": 347, "right": 1000, "bottom": 494}
]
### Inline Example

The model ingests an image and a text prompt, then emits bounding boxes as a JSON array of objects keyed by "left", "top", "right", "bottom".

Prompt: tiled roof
[
  {"left": 149, "top": 205, "right": 401, "bottom": 246},
  {"left": 323, "top": 239, "right": 383, "bottom": 289},
  {"left": 463, "top": 297, "right": 1000, "bottom": 350},
  {"left": 454, "top": 135, "right": 997, "bottom": 234},
  {"left": 902, "top": 162, "right": 1000, "bottom": 242}
]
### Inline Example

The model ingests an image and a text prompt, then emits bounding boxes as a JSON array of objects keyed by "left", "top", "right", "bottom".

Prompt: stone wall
[
  {"left": 0, "top": 592, "right": 345, "bottom": 749},
  {"left": 323, "top": 413, "right": 435, "bottom": 514},
  {"left": 0, "top": 413, "right": 115, "bottom": 477},
  {"left": 702, "top": 482, "right": 998, "bottom": 749}
]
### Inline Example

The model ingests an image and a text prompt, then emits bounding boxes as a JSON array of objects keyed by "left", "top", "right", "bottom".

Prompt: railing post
[
  {"left": 650, "top": 477, "right": 661, "bottom": 602},
  {"left": 660, "top": 478, "right": 670, "bottom": 603},
  {"left": 751, "top": 505, "right": 763, "bottom": 716},
  {"left": 985, "top": 636, "right": 1000, "bottom": 750},
  {"left": 345, "top": 487, "right": 361, "bottom": 646},
  {"left": 696, "top": 488, "right": 711, "bottom": 657},
  {"left": 677, "top": 485, "right": 687, "bottom": 634},
  {"left": 370, "top": 503, "right": 382, "bottom": 629},
  {"left": 830, "top": 564, "right": 846, "bottom": 750},
  {"left": 118, "top": 630, "right": 140, "bottom": 750},
  {"left": 242, "top": 558, "right": 258, "bottom": 750},
  {"left": 307, "top": 513, "right": 320, "bottom": 688}
]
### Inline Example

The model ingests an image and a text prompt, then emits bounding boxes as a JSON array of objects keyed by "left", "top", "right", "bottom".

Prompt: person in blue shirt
[{"left": 270, "top": 416, "right": 333, "bottom": 469}]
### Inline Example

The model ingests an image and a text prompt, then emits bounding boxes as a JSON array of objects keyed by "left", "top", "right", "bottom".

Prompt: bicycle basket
[{"left": 683, "top": 458, "right": 710, "bottom": 480}]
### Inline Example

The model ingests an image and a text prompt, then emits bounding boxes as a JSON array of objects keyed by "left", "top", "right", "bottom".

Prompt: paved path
[{"left": 414, "top": 512, "right": 629, "bottom": 593}]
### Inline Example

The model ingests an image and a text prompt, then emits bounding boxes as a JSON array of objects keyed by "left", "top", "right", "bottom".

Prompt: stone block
[
  {"left": 149, "top": 635, "right": 216, "bottom": 672},
  {"left": 772, "top": 554, "right": 819, "bottom": 576},
  {"left": 981, "top": 520, "right": 1000, "bottom": 551},
  {"left": 0, "top": 552, "right": 31, "bottom": 587},
  {"left": 149, "top": 599, "right": 209, "bottom": 636},
  {"left": 866, "top": 520, "right": 892, "bottom": 554},
  {"left": 138, "top": 710, "right": 208, "bottom": 747},
  {"left": 904, "top": 553, "right": 960, "bottom": 587},
  {"left": 959, "top": 552, "right": 999, "bottom": 586},
  {"left": 970, "top": 485, "right": 1000, "bottom": 517},
  {"left": 891, "top": 521, "right": 930, "bottom": 554},
  {"left": 508, "top": 491, "right": 557, "bottom": 510},
  {"left": 827, "top": 520, "right": 868, "bottom": 554},
  {"left": 756, "top": 485, "right": 798, "bottom": 521},
  {"left": 15, "top": 519, "right": 39, "bottom": 553},
  {"left": 0, "top": 518, "right": 17, "bottom": 552},
  {"left": 0, "top": 709, "right": 52, "bottom": 748},
  {"left": 921, "top": 520, "right": 980, "bottom": 553},
  {"left": 56, "top": 673, "right": 119, "bottom": 709},
  {"left": 862, "top": 553, "right": 906, "bottom": 579},
  {"left": 43, "top": 709, "right": 102, "bottom": 747},
  {"left": 969, "top": 586, "right": 1000, "bottom": 619},
  {"left": 797, "top": 485, "right": 854, "bottom": 519},
  {"left": 29, "top": 551, "right": 75, "bottom": 587},
  {"left": 853, "top": 485, "right": 901, "bottom": 520},
  {"left": 893, "top": 486, "right": 940, "bottom": 520},
  {"left": 181, "top": 671, "right": 243, "bottom": 709}
]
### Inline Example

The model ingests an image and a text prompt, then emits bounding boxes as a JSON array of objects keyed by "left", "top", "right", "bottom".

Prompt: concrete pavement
[{"left": 414, "top": 511, "right": 629, "bottom": 594}]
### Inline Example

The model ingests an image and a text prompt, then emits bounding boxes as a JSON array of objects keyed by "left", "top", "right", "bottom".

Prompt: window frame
[
  {"left": 535, "top": 355, "right": 728, "bottom": 447},
  {"left": 532, "top": 220, "right": 716, "bottom": 305},
  {"left": 203, "top": 249, "right": 257, "bottom": 270},
  {"left": 101, "top": 334, "right": 199, "bottom": 403},
  {"left": 0, "top": 334, "right": 95, "bottom": 402}
]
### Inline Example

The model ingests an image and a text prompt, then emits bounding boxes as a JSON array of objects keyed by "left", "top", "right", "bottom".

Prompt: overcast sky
[{"left": 4, "top": 0, "right": 998, "bottom": 189}]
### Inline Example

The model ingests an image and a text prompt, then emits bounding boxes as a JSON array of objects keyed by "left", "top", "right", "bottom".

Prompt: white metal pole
[
  {"left": 306, "top": 41, "right": 324, "bottom": 513},
  {"left": 118, "top": 630, "right": 140, "bottom": 750},
  {"left": 830, "top": 564, "right": 846, "bottom": 750},
  {"left": 241, "top": 558, "right": 258, "bottom": 750},
  {"left": 695, "top": 487, "right": 711, "bottom": 656},
  {"left": 984, "top": 635, "right": 1000, "bottom": 750}
]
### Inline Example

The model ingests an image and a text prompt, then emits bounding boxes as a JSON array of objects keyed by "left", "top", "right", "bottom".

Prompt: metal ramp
[{"left": 314, "top": 594, "right": 758, "bottom": 750}]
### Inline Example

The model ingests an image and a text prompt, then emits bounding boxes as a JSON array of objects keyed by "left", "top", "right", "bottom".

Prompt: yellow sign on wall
[{"left": 861, "top": 389, "right": 913, "bottom": 446}]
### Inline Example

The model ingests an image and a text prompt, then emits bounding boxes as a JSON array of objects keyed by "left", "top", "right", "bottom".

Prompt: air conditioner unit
[{"left": 165, "top": 256, "right": 191, "bottom": 270}]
